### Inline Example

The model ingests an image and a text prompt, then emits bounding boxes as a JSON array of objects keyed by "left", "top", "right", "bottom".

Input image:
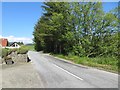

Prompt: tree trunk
[{"left": 59, "top": 44, "right": 62, "bottom": 54}]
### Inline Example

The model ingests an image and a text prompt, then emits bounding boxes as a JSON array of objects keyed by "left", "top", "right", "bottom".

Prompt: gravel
[{"left": 2, "top": 62, "right": 44, "bottom": 88}]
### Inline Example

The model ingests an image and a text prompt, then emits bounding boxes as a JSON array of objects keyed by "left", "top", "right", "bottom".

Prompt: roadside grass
[
  {"left": 1, "top": 45, "right": 35, "bottom": 58},
  {"left": 52, "top": 54, "right": 118, "bottom": 73},
  {"left": 20, "top": 44, "right": 35, "bottom": 51}
]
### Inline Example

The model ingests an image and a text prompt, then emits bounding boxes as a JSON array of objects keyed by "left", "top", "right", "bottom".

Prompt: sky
[{"left": 1, "top": 2, "right": 118, "bottom": 44}]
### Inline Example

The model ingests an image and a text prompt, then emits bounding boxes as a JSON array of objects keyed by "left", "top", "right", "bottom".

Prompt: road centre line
[{"left": 53, "top": 64, "right": 83, "bottom": 81}]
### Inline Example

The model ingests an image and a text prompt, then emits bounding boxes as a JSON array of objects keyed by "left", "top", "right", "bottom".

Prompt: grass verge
[
  {"left": 52, "top": 54, "right": 118, "bottom": 73},
  {"left": 20, "top": 44, "right": 35, "bottom": 51}
]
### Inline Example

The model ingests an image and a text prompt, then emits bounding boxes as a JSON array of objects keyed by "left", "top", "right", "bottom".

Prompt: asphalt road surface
[{"left": 28, "top": 51, "right": 118, "bottom": 88}]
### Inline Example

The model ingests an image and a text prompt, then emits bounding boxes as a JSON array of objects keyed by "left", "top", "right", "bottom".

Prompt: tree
[{"left": 33, "top": 2, "right": 118, "bottom": 58}]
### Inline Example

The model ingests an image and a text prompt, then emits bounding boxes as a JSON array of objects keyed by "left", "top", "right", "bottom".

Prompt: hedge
[{"left": 17, "top": 48, "right": 28, "bottom": 54}]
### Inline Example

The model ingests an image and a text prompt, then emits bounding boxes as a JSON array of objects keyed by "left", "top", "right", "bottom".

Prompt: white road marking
[{"left": 53, "top": 64, "right": 83, "bottom": 81}]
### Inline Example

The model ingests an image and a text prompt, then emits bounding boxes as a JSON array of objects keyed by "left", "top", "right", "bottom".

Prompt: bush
[
  {"left": 1, "top": 48, "right": 18, "bottom": 58},
  {"left": 17, "top": 48, "right": 28, "bottom": 54},
  {"left": 2, "top": 48, "right": 8, "bottom": 58},
  {"left": 8, "top": 48, "right": 18, "bottom": 55},
  {"left": 1, "top": 46, "right": 29, "bottom": 58}
]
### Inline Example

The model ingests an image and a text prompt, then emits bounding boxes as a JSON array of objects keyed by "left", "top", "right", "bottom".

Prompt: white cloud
[{"left": 1, "top": 35, "right": 33, "bottom": 44}]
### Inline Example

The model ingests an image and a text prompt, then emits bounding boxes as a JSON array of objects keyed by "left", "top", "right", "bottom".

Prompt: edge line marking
[{"left": 53, "top": 64, "right": 83, "bottom": 81}]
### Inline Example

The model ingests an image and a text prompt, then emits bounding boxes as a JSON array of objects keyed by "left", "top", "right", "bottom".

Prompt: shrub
[
  {"left": 2, "top": 48, "right": 8, "bottom": 58},
  {"left": 17, "top": 48, "right": 28, "bottom": 54},
  {"left": 7, "top": 48, "right": 18, "bottom": 55}
]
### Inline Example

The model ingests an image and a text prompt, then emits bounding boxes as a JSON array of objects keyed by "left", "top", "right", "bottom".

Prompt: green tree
[{"left": 33, "top": 2, "right": 118, "bottom": 58}]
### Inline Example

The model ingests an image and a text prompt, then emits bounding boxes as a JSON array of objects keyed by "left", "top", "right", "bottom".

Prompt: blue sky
[{"left": 1, "top": 2, "right": 118, "bottom": 44}]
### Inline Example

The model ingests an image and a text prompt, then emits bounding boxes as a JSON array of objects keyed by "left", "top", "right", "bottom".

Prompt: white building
[{"left": 5, "top": 42, "right": 21, "bottom": 49}]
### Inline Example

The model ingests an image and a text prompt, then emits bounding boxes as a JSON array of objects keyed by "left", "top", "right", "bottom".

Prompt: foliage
[
  {"left": 17, "top": 47, "right": 28, "bottom": 54},
  {"left": 53, "top": 54, "right": 118, "bottom": 73},
  {"left": 16, "top": 42, "right": 24, "bottom": 45},
  {"left": 7, "top": 48, "right": 18, "bottom": 55},
  {"left": 21, "top": 45, "right": 35, "bottom": 51},
  {"left": 2, "top": 48, "right": 8, "bottom": 58},
  {"left": 1, "top": 45, "right": 34, "bottom": 59},
  {"left": 33, "top": 2, "right": 118, "bottom": 58}
]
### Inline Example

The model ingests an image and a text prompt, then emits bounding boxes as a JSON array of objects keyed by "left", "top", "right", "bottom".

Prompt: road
[{"left": 28, "top": 51, "right": 118, "bottom": 88}]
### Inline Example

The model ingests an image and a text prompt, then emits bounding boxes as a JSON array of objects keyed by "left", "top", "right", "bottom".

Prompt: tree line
[{"left": 33, "top": 2, "right": 119, "bottom": 58}]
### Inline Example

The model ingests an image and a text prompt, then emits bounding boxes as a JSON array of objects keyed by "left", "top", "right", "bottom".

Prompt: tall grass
[
  {"left": 53, "top": 54, "right": 118, "bottom": 73},
  {"left": 21, "top": 45, "right": 35, "bottom": 51}
]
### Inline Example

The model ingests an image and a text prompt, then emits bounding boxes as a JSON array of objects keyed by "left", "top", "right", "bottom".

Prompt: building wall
[{"left": 0, "top": 38, "right": 8, "bottom": 47}]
